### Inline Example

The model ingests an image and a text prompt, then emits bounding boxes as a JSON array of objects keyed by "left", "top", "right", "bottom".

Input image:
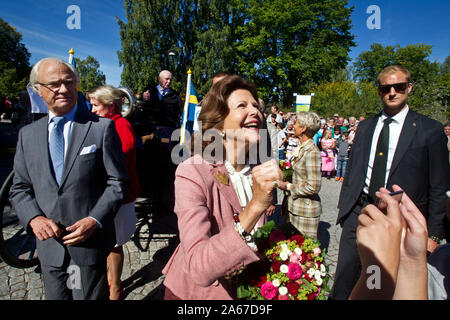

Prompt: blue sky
[{"left": 1, "top": 0, "right": 449, "bottom": 88}]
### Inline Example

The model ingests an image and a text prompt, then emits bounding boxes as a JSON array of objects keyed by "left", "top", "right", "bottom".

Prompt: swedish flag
[{"left": 180, "top": 69, "right": 200, "bottom": 145}]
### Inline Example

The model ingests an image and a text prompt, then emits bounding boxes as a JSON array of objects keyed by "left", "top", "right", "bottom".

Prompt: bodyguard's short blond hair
[
  {"left": 89, "top": 85, "right": 123, "bottom": 114},
  {"left": 296, "top": 111, "right": 321, "bottom": 138},
  {"left": 377, "top": 65, "right": 411, "bottom": 84}
]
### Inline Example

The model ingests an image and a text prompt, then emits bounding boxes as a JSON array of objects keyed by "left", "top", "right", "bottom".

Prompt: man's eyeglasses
[
  {"left": 37, "top": 79, "right": 76, "bottom": 92},
  {"left": 378, "top": 82, "right": 410, "bottom": 95}
]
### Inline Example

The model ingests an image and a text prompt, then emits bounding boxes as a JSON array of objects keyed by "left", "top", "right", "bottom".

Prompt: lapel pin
[{"left": 214, "top": 172, "right": 229, "bottom": 186}]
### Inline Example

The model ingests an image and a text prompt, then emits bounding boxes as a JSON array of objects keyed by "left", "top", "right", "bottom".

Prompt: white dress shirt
[
  {"left": 156, "top": 84, "right": 171, "bottom": 97},
  {"left": 224, "top": 160, "right": 253, "bottom": 209},
  {"left": 363, "top": 105, "right": 409, "bottom": 194}
]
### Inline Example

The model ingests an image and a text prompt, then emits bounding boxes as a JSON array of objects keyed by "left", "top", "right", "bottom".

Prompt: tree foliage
[
  {"left": 310, "top": 79, "right": 379, "bottom": 119},
  {"left": 74, "top": 56, "right": 106, "bottom": 93},
  {"left": 117, "top": 0, "right": 355, "bottom": 103},
  {"left": 354, "top": 43, "right": 440, "bottom": 84},
  {"left": 235, "top": 0, "right": 355, "bottom": 106},
  {"left": 117, "top": 0, "right": 239, "bottom": 95},
  {"left": 0, "top": 18, "right": 31, "bottom": 97}
]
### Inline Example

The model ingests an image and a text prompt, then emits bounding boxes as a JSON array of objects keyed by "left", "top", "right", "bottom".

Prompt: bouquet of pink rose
[
  {"left": 279, "top": 160, "right": 293, "bottom": 181},
  {"left": 236, "top": 221, "right": 329, "bottom": 300}
]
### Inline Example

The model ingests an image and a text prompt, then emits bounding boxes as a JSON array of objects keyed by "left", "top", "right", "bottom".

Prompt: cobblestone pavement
[{"left": 0, "top": 178, "right": 343, "bottom": 300}]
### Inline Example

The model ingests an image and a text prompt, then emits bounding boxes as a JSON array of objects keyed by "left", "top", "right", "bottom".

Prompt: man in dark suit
[
  {"left": 140, "top": 70, "right": 183, "bottom": 130},
  {"left": 330, "top": 65, "right": 450, "bottom": 299},
  {"left": 136, "top": 70, "right": 183, "bottom": 213},
  {"left": 9, "top": 57, "right": 128, "bottom": 300}
]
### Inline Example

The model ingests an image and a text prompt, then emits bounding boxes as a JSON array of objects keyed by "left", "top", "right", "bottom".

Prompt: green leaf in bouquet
[
  {"left": 237, "top": 284, "right": 251, "bottom": 299},
  {"left": 253, "top": 220, "right": 276, "bottom": 242}
]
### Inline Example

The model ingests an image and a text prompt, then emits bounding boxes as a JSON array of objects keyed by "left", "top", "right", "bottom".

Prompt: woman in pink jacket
[{"left": 162, "top": 75, "right": 282, "bottom": 299}]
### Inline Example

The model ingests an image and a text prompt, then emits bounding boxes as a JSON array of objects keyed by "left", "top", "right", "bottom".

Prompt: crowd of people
[
  {"left": 5, "top": 57, "right": 450, "bottom": 301},
  {"left": 266, "top": 107, "right": 364, "bottom": 182}
]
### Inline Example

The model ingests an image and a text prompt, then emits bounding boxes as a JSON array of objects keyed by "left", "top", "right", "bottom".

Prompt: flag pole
[
  {"left": 68, "top": 48, "right": 75, "bottom": 64},
  {"left": 180, "top": 69, "right": 192, "bottom": 146}
]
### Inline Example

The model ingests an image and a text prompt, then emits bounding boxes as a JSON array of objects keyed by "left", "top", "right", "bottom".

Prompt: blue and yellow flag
[
  {"left": 187, "top": 81, "right": 198, "bottom": 122},
  {"left": 180, "top": 69, "right": 200, "bottom": 145}
]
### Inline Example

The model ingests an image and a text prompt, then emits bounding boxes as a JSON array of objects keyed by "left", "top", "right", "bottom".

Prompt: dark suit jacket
[
  {"left": 337, "top": 109, "right": 450, "bottom": 239},
  {"left": 10, "top": 106, "right": 128, "bottom": 267},
  {"left": 140, "top": 85, "right": 183, "bottom": 130}
]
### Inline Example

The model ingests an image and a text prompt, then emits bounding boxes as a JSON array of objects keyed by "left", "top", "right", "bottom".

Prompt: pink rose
[
  {"left": 260, "top": 282, "right": 278, "bottom": 300},
  {"left": 278, "top": 294, "right": 289, "bottom": 300},
  {"left": 289, "top": 253, "right": 300, "bottom": 264},
  {"left": 287, "top": 263, "right": 303, "bottom": 281},
  {"left": 313, "top": 247, "right": 322, "bottom": 257},
  {"left": 269, "top": 230, "right": 286, "bottom": 243}
]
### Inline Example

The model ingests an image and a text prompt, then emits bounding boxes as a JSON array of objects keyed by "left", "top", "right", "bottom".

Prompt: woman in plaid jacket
[{"left": 276, "top": 112, "right": 322, "bottom": 239}]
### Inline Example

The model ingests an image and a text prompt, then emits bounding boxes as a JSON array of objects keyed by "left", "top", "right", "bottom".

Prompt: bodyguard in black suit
[
  {"left": 10, "top": 58, "right": 128, "bottom": 299},
  {"left": 330, "top": 65, "right": 450, "bottom": 299}
]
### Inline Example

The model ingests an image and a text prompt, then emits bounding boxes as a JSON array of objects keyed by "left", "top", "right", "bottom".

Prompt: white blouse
[{"left": 224, "top": 160, "right": 253, "bottom": 209}]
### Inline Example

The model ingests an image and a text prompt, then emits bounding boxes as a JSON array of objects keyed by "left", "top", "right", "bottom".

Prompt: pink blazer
[{"left": 162, "top": 154, "right": 264, "bottom": 299}]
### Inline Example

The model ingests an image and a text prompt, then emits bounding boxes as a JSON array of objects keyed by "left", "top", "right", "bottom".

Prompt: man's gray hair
[
  {"left": 29, "top": 57, "right": 79, "bottom": 92},
  {"left": 296, "top": 111, "right": 321, "bottom": 138}
]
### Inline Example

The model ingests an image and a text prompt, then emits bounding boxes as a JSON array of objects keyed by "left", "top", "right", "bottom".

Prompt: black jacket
[{"left": 337, "top": 109, "right": 450, "bottom": 239}]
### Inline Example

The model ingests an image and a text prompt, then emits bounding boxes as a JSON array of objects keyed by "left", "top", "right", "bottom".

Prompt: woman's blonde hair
[
  {"left": 296, "top": 111, "right": 321, "bottom": 138},
  {"left": 89, "top": 85, "right": 123, "bottom": 114}
]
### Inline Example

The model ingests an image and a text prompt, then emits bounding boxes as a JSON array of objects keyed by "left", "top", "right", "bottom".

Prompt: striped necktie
[{"left": 49, "top": 116, "right": 66, "bottom": 185}]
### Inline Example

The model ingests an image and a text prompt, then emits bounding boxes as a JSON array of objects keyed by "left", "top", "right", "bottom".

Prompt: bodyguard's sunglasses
[{"left": 378, "top": 82, "right": 410, "bottom": 94}]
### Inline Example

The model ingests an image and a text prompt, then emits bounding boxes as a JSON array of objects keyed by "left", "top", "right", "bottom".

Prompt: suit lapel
[
  {"left": 361, "top": 115, "right": 379, "bottom": 176},
  {"left": 37, "top": 115, "right": 55, "bottom": 182},
  {"left": 388, "top": 109, "right": 418, "bottom": 181},
  {"left": 59, "top": 107, "right": 92, "bottom": 188}
]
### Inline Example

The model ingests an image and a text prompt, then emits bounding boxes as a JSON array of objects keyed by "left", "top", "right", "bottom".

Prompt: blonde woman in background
[{"left": 90, "top": 85, "right": 140, "bottom": 300}]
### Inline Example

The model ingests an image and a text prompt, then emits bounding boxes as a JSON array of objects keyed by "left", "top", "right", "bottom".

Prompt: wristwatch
[{"left": 430, "top": 236, "right": 441, "bottom": 244}]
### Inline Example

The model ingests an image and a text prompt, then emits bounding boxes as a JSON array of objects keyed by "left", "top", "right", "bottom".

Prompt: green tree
[
  {"left": 190, "top": 0, "right": 242, "bottom": 94},
  {"left": 74, "top": 56, "right": 106, "bottom": 93},
  {"left": 311, "top": 80, "right": 379, "bottom": 119},
  {"left": 0, "top": 18, "right": 31, "bottom": 96},
  {"left": 117, "top": 0, "right": 239, "bottom": 96},
  {"left": 353, "top": 43, "right": 440, "bottom": 83},
  {"left": 235, "top": 0, "right": 355, "bottom": 107}
]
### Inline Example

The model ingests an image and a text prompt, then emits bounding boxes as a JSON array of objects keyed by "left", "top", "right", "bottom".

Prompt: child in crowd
[
  {"left": 320, "top": 129, "right": 335, "bottom": 179},
  {"left": 335, "top": 131, "right": 350, "bottom": 182},
  {"left": 277, "top": 122, "right": 287, "bottom": 160}
]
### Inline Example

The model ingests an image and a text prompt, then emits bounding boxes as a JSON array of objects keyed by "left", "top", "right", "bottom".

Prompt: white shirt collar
[
  {"left": 381, "top": 105, "right": 409, "bottom": 124},
  {"left": 156, "top": 84, "right": 170, "bottom": 95},
  {"left": 48, "top": 105, "right": 78, "bottom": 124}
]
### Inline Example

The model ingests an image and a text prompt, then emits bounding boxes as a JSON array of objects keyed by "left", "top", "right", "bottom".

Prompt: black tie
[{"left": 368, "top": 117, "right": 393, "bottom": 199}]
